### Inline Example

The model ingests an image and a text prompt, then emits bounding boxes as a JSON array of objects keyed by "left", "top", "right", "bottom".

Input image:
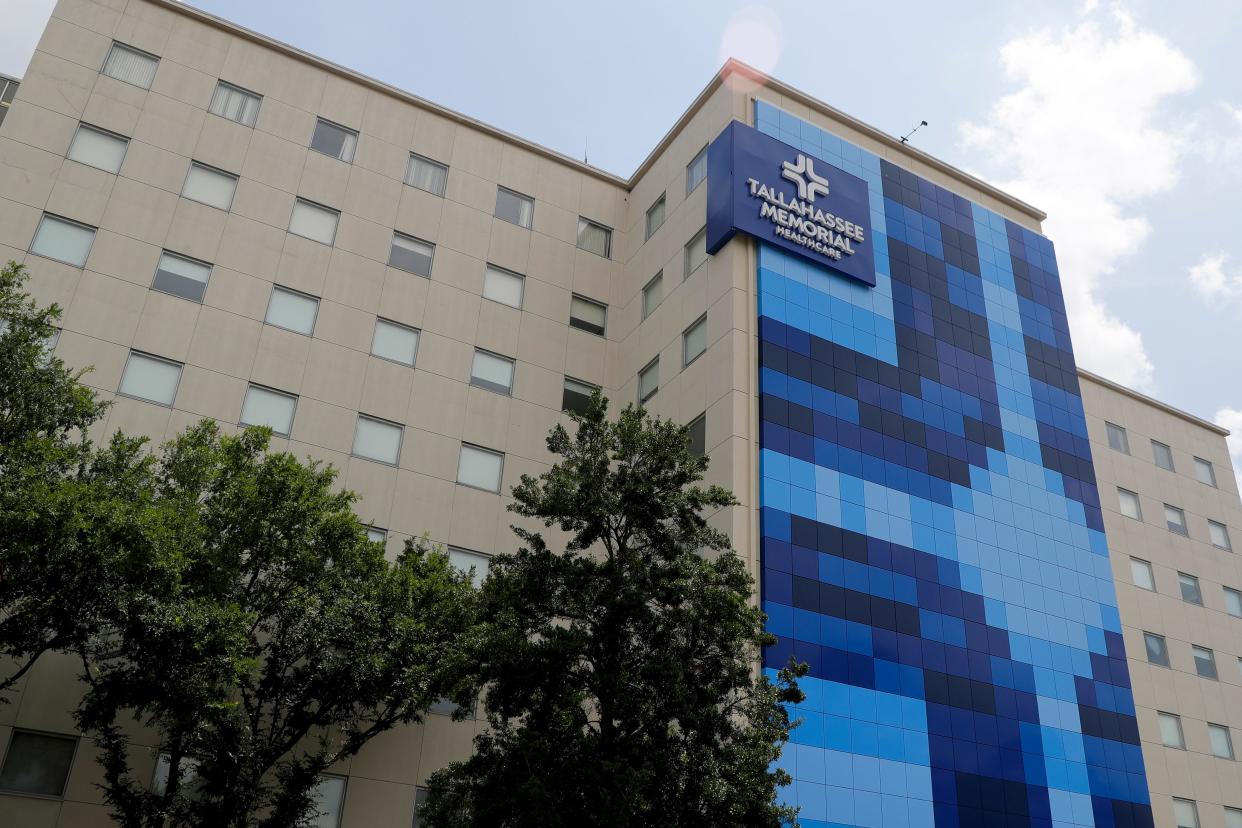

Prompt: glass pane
[
  {"left": 371, "top": 320, "right": 418, "bottom": 365},
  {"left": 183, "top": 163, "right": 237, "bottom": 211},
  {"left": 209, "top": 82, "right": 261, "bottom": 126},
  {"left": 495, "top": 188, "right": 533, "bottom": 228},
  {"left": 310, "top": 119, "right": 357, "bottom": 162},
  {"left": 1173, "top": 800, "right": 1199, "bottom": 828},
  {"left": 1195, "top": 457, "right": 1217, "bottom": 486},
  {"left": 482, "top": 266, "right": 523, "bottom": 308},
  {"left": 266, "top": 288, "right": 318, "bottom": 335},
  {"left": 1165, "top": 505, "right": 1187, "bottom": 535},
  {"left": 406, "top": 154, "right": 447, "bottom": 196},
  {"left": 569, "top": 296, "right": 606, "bottom": 336},
  {"left": 353, "top": 417, "right": 402, "bottom": 464},
  {"left": 686, "top": 146, "right": 707, "bottom": 194},
  {"left": 1144, "top": 633, "right": 1168, "bottom": 666},
  {"left": 1129, "top": 558, "right": 1154, "bottom": 590},
  {"left": 645, "top": 195, "right": 665, "bottom": 239},
  {"left": 30, "top": 215, "right": 95, "bottom": 266},
  {"left": 1158, "top": 714, "right": 1183, "bottom": 748},
  {"left": 1227, "top": 808, "right": 1242, "bottom": 828},
  {"left": 119, "top": 353, "right": 181, "bottom": 405},
  {"left": 289, "top": 200, "right": 339, "bottom": 244},
  {"left": 576, "top": 218, "right": 611, "bottom": 257},
  {"left": 310, "top": 775, "right": 346, "bottom": 828},
  {"left": 642, "top": 273, "right": 662, "bottom": 320},
  {"left": 1178, "top": 573, "right": 1201, "bottom": 603},
  {"left": 240, "top": 385, "right": 296, "bottom": 435},
  {"left": 470, "top": 350, "right": 514, "bottom": 394},
  {"left": 1211, "top": 521, "right": 1232, "bottom": 550},
  {"left": 388, "top": 233, "right": 434, "bottom": 276},
  {"left": 1211, "top": 725, "right": 1233, "bottom": 759},
  {"left": 151, "top": 753, "right": 202, "bottom": 796},
  {"left": 0, "top": 731, "right": 76, "bottom": 797},
  {"left": 152, "top": 252, "right": 210, "bottom": 302},
  {"left": 413, "top": 787, "right": 429, "bottom": 828},
  {"left": 1118, "top": 489, "right": 1141, "bottom": 520},
  {"left": 685, "top": 228, "right": 707, "bottom": 276},
  {"left": 102, "top": 43, "right": 158, "bottom": 88},
  {"left": 1105, "top": 422, "right": 1128, "bottom": 453},
  {"left": 68, "top": 124, "right": 127, "bottom": 173},
  {"left": 1194, "top": 647, "right": 1217, "bottom": 679},
  {"left": 687, "top": 414, "right": 706, "bottom": 457},
  {"left": 458, "top": 445, "right": 503, "bottom": 492},
  {"left": 683, "top": 316, "right": 707, "bottom": 366},
  {"left": 1226, "top": 588, "right": 1242, "bottom": 617},
  {"left": 562, "top": 378, "right": 597, "bottom": 416},
  {"left": 448, "top": 547, "right": 490, "bottom": 588},
  {"left": 1152, "top": 440, "right": 1174, "bottom": 471},
  {"left": 366, "top": 527, "right": 386, "bottom": 544},
  {"left": 638, "top": 359, "right": 658, "bottom": 403}
]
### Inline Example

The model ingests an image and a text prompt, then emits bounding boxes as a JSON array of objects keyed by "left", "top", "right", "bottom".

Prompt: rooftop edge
[{"left": 1078, "top": 368, "right": 1229, "bottom": 437}]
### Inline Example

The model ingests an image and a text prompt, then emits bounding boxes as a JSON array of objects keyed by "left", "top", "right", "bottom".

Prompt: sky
[{"left": 6, "top": 0, "right": 1242, "bottom": 474}]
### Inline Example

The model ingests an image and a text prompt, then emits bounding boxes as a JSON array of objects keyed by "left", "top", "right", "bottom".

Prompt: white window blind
[
  {"left": 30, "top": 214, "right": 95, "bottom": 266},
  {"left": 686, "top": 146, "right": 707, "bottom": 194},
  {"left": 645, "top": 195, "right": 665, "bottom": 240},
  {"left": 119, "top": 352, "right": 181, "bottom": 405},
  {"left": 448, "top": 547, "right": 490, "bottom": 587},
  {"left": 638, "top": 359, "right": 659, "bottom": 403},
  {"left": 67, "top": 124, "right": 127, "bottom": 173},
  {"left": 470, "top": 350, "right": 514, "bottom": 394},
  {"left": 685, "top": 227, "right": 708, "bottom": 277},
  {"left": 288, "top": 199, "right": 339, "bottom": 245},
  {"left": 240, "top": 385, "right": 297, "bottom": 436},
  {"left": 265, "top": 287, "right": 318, "bottom": 335},
  {"left": 642, "top": 272, "right": 663, "bottom": 320},
  {"left": 406, "top": 153, "right": 448, "bottom": 196},
  {"left": 209, "top": 81, "right": 261, "bottom": 126},
  {"left": 482, "top": 265, "right": 524, "bottom": 308},
  {"left": 371, "top": 319, "right": 419, "bottom": 366},
  {"left": 352, "top": 416, "right": 402, "bottom": 464},
  {"left": 683, "top": 315, "right": 707, "bottom": 366},
  {"left": 182, "top": 163, "right": 237, "bottom": 210},
  {"left": 457, "top": 444, "right": 503, "bottom": 492},
  {"left": 569, "top": 295, "right": 606, "bottom": 336},
  {"left": 576, "top": 218, "right": 611, "bottom": 258},
  {"left": 102, "top": 43, "right": 158, "bottom": 88}
]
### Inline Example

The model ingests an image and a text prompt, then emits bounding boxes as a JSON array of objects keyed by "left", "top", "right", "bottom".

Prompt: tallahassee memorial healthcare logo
[{"left": 706, "top": 120, "right": 875, "bottom": 287}]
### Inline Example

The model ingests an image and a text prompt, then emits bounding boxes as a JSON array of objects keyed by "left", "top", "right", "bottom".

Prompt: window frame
[
  {"left": 642, "top": 271, "right": 663, "bottom": 320},
  {"left": 494, "top": 186, "right": 534, "bottom": 229},
  {"left": 309, "top": 117, "right": 359, "bottom": 163},
  {"left": 1210, "top": 520, "right": 1232, "bottom": 551},
  {"left": 1152, "top": 439, "right": 1175, "bottom": 471},
  {"left": 576, "top": 216, "right": 612, "bottom": 258},
  {"left": 682, "top": 313, "right": 707, "bottom": 368},
  {"left": 370, "top": 318, "right": 420, "bottom": 367},
  {"left": 387, "top": 231, "right": 435, "bottom": 277},
  {"left": 1192, "top": 645, "right": 1219, "bottom": 680},
  {"left": 447, "top": 546, "right": 491, "bottom": 588},
  {"left": 1105, "top": 421, "right": 1129, "bottom": 454},
  {"left": 568, "top": 294, "right": 607, "bottom": 337},
  {"left": 1129, "top": 557, "right": 1155, "bottom": 591},
  {"left": 351, "top": 414, "right": 404, "bottom": 466},
  {"left": 310, "top": 773, "right": 348, "bottom": 828},
  {"left": 28, "top": 213, "right": 97, "bottom": 267},
  {"left": 637, "top": 357, "right": 659, "bottom": 404},
  {"left": 1178, "top": 572, "right": 1202, "bottom": 605},
  {"left": 1195, "top": 457, "right": 1218, "bottom": 487},
  {"left": 181, "top": 161, "right": 239, "bottom": 211},
  {"left": 67, "top": 122, "right": 129, "bottom": 173},
  {"left": 101, "top": 41, "right": 159, "bottom": 89},
  {"left": 118, "top": 350, "right": 183, "bottom": 408},
  {"left": 1157, "top": 711, "right": 1186, "bottom": 749},
  {"left": 481, "top": 264, "right": 525, "bottom": 309},
  {"left": 469, "top": 348, "right": 516, "bottom": 396},
  {"left": 0, "top": 728, "right": 80, "bottom": 799},
  {"left": 151, "top": 249, "right": 213, "bottom": 303},
  {"left": 456, "top": 443, "right": 505, "bottom": 493},
  {"left": 687, "top": 412, "right": 706, "bottom": 458},
  {"left": 239, "top": 383, "right": 298, "bottom": 437},
  {"left": 208, "top": 80, "right": 262, "bottom": 127},
  {"left": 1165, "top": 504, "right": 1188, "bottom": 536},
  {"left": 645, "top": 193, "right": 666, "bottom": 240},
  {"left": 1117, "top": 488, "right": 1142, "bottom": 520},
  {"left": 1209, "top": 723, "right": 1236, "bottom": 760},
  {"left": 686, "top": 145, "right": 708, "bottom": 195},
  {"left": 561, "top": 376, "right": 599, "bottom": 417},
  {"left": 264, "top": 285, "right": 320, "bottom": 336},
  {"left": 405, "top": 152, "right": 448, "bottom": 197},
  {"left": 684, "top": 226, "right": 708, "bottom": 279},
  {"left": 1143, "top": 631, "right": 1170, "bottom": 667},
  {"left": 288, "top": 197, "right": 341, "bottom": 245},
  {"left": 1172, "top": 798, "right": 1200, "bottom": 828}
]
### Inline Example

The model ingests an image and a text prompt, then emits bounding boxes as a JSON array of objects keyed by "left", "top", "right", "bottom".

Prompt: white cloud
[
  {"left": 960, "top": 4, "right": 1198, "bottom": 392},
  {"left": 1188, "top": 252, "right": 1242, "bottom": 302},
  {"left": 1214, "top": 408, "right": 1242, "bottom": 494},
  {"left": 0, "top": 0, "right": 56, "bottom": 79}
]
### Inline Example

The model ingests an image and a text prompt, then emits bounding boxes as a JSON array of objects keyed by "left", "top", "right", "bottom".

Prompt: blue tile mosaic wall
[{"left": 754, "top": 101, "right": 1152, "bottom": 828}]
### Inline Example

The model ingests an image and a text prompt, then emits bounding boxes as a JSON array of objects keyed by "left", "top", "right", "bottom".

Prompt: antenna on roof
[
  {"left": 899, "top": 120, "right": 928, "bottom": 145},
  {"left": 584, "top": 137, "right": 589, "bottom": 165}
]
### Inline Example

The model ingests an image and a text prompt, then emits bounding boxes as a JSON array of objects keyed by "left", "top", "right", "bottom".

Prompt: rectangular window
[
  {"left": 686, "top": 145, "right": 707, "bottom": 194},
  {"left": 638, "top": 357, "right": 659, "bottom": 404},
  {"left": 687, "top": 413, "right": 706, "bottom": 458},
  {"left": 1193, "top": 645, "right": 1218, "bottom": 679},
  {"left": 1105, "top": 422, "right": 1129, "bottom": 454},
  {"left": 1152, "top": 440, "right": 1175, "bottom": 471},
  {"left": 1144, "top": 631, "right": 1169, "bottom": 667},
  {"left": 642, "top": 272, "right": 663, "bottom": 320},
  {"left": 182, "top": 162, "right": 237, "bottom": 211},
  {"left": 482, "top": 265, "right": 524, "bottom": 309},
  {"left": 371, "top": 319, "right": 419, "bottom": 366},
  {"left": 1210, "top": 724, "right": 1235, "bottom": 759},
  {"left": 1118, "top": 488, "right": 1142, "bottom": 520},
  {"left": 366, "top": 527, "right": 386, "bottom": 544},
  {"left": 151, "top": 753, "right": 202, "bottom": 796},
  {"left": 683, "top": 314, "right": 707, "bottom": 367},
  {"left": 576, "top": 217, "right": 612, "bottom": 258},
  {"left": 352, "top": 415, "right": 403, "bottom": 465},
  {"left": 645, "top": 194, "right": 665, "bottom": 240},
  {"left": 152, "top": 251, "right": 211, "bottom": 303},
  {"left": 1158, "top": 712, "right": 1185, "bottom": 748},
  {"left": 288, "top": 199, "right": 339, "bottom": 245},
  {"left": 310, "top": 775, "right": 346, "bottom": 828},
  {"left": 684, "top": 227, "right": 708, "bottom": 278},
  {"left": 0, "top": 731, "right": 77, "bottom": 797},
  {"left": 1130, "top": 557, "right": 1155, "bottom": 591},
  {"left": 29, "top": 214, "right": 95, "bottom": 267},
  {"left": 102, "top": 42, "right": 158, "bottom": 88},
  {"left": 1178, "top": 572, "right": 1202, "bottom": 605},
  {"left": 470, "top": 349, "right": 515, "bottom": 395},
  {"left": 1227, "top": 808, "right": 1242, "bottom": 828},
  {"left": 1211, "top": 520, "right": 1232, "bottom": 551},
  {"left": 265, "top": 287, "right": 318, "bottom": 336},
  {"left": 569, "top": 295, "right": 607, "bottom": 336},
  {"left": 388, "top": 232, "right": 434, "bottom": 277},
  {"left": 406, "top": 153, "right": 448, "bottom": 196},
  {"left": 119, "top": 352, "right": 181, "bottom": 406},
  {"left": 1166, "top": 504, "right": 1188, "bottom": 536},
  {"left": 208, "top": 81, "right": 261, "bottom": 126},
  {"left": 1225, "top": 587, "right": 1242, "bottom": 618},
  {"left": 1173, "top": 799, "right": 1200, "bottom": 828},
  {"left": 562, "top": 377, "right": 598, "bottom": 417},
  {"left": 457, "top": 444, "right": 503, "bottom": 493},
  {"left": 240, "top": 385, "right": 297, "bottom": 436},
  {"left": 310, "top": 118, "right": 357, "bottom": 163},
  {"left": 448, "top": 547, "right": 490, "bottom": 588},
  {"left": 495, "top": 187, "right": 533, "bottom": 229},
  {"left": 67, "top": 123, "right": 127, "bottom": 173},
  {"left": 1195, "top": 457, "right": 1218, "bottom": 487},
  {"left": 413, "top": 786, "right": 429, "bottom": 828}
]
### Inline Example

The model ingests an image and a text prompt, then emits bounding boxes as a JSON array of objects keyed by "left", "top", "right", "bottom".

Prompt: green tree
[
  {"left": 75, "top": 421, "right": 480, "bottom": 828},
  {"left": 422, "top": 393, "right": 805, "bottom": 828}
]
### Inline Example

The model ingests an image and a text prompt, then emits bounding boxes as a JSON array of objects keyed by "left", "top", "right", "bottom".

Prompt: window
[
  {"left": 686, "top": 145, "right": 707, "bottom": 194},
  {"left": 0, "top": 731, "right": 76, "bottom": 797},
  {"left": 352, "top": 416, "right": 403, "bottom": 465},
  {"left": 1225, "top": 587, "right": 1242, "bottom": 618},
  {"left": 371, "top": 319, "right": 419, "bottom": 366},
  {"left": 562, "top": 377, "right": 598, "bottom": 417},
  {"left": 180, "top": 162, "right": 237, "bottom": 211},
  {"left": 457, "top": 444, "right": 503, "bottom": 493},
  {"left": 448, "top": 547, "right": 490, "bottom": 588},
  {"left": 1144, "top": 631, "right": 1169, "bottom": 667},
  {"left": 366, "top": 527, "right": 386, "bottom": 544},
  {"left": 1173, "top": 799, "right": 1199, "bottom": 828},
  {"left": 67, "top": 124, "right": 128, "bottom": 173},
  {"left": 1157, "top": 712, "right": 1185, "bottom": 748},
  {"left": 1166, "top": 504, "right": 1188, "bottom": 536},
  {"left": 406, "top": 153, "right": 447, "bottom": 196},
  {"left": 151, "top": 753, "right": 201, "bottom": 796},
  {"left": 0, "top": 77, "right": 15, "bottom": 127},
  {"left": 1211, "top": 520, "right": 1232, "bottom": 551},
  {"left": 482, "top": 265, "right": 523, "bottom": 309},
  {"left": 388, "top": 232, "right": 434, "bottom": 277},
  {"left": 576, "top": 217, "right": 611, "bottom": 258},
  {"left": 152, "top": 251, "right": 211, "bottom": 302},
  {"left": 102, "top": 42, "right": 158, "bottom": 88},
  {"left": 470, "top": 349, "right": 515, "bottom": 395},
  {"left": 1152, "top": 440, "right": 1175, "bottom": 471},
  {"left": 412, "top": 786, "right": 429, "bottom": 828},
  {"left": 310, "top": 775, "right": 346, "bottom": 828},
  {"left": 1130, "top": 557, "right": 1155, "bottom": 591},
  {"left": 119, "top": 352, "right": 181, "bottom": 406},
  {"left": 638, "top": 358, "right": 659, "bottom": 404},
  {"left": 1193, "top": 645, "right": 1218, "bottom": 679},
  {"left": 569, "top": 295, "right": 607, "bottom": 336},
  {"left": 29, "top": 214, "right": 95, "bottom": 266},
  {"left": 428, "top": 697, "right": 476, "bottom": 719},
  {"left": 240, "top": 385, "right": 297, "bottom": 436},
  {"left": 1105, "top": 422, "right": 1129, "bottom": 454},
  {"left": 1195, "top": 457, "right": 1218, "bottom": 487},
  {"left": 288, "top": 199, "right": 339, "bottom": 245},
  {"left": 684, "top": 227, "right": 708, "bottom": 277},
  {"left": 310, "top": 118, "right": 357, "bottom": 162},
  {"left": 683, "top": 314, "right": 707, "bottom": 367},
  {"left": 642, "top": 272, "right": 663, "bottom": 320},
  {"left": 687, "top": 413, "right": 706, "bottom": 457},
  {"left": 265, "top": 287, "right": 319, "bottom": 336},
  {"left": 495, "top": 187, "right": 533, "bottom": 229},
  {"left": 209, "top": 81, "right": 261, "bottom": 126},
  {"left": 1118, "top": 488, "right": 1141, "bottom": 520},
  {"left": 1178, "top": 572, "right": 1202, "bottom": 605},
  {"left": 1227, "top": 807, "right": 1242, "bottom": 828},
  {"left": 1210, "top": 724, "right": 1235, "bottom": 759},
  {"left": 645, "top": 194, "right": 665, "bottom": 240}
]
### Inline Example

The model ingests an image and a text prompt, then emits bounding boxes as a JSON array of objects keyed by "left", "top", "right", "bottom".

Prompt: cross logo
[{"left": 781, "top": 154, "right": 830, "bottom": 202}]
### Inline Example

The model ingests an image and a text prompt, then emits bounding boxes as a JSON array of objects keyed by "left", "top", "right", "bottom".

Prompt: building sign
[{"left": 706, "top": 120, "right": 875, "bottom": 287}]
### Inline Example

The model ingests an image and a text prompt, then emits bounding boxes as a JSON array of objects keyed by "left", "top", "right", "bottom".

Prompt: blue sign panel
[{"left": 706, "top": 120, "right": 875, "bottom": 287}]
